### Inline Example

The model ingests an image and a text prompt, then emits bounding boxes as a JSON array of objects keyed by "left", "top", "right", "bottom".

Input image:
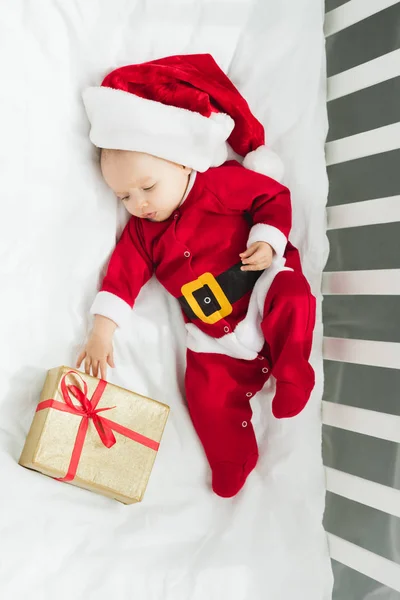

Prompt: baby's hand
[
  {"left": 76, "top": 316, "right": 117, "bottom": 379},
  {"left": 240, "top": 242, "right": 274, "bottom": 271}
]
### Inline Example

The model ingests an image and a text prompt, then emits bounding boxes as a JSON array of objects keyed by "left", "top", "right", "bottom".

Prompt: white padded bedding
[{"left": 0, "top": 1, "right": 333, "bottom": 598}]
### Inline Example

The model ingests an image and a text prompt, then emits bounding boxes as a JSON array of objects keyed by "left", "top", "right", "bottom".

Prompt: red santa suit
[
  {"left": 90, "top": 162, "right": 316, "bottom": 497},
  {"left": 82, "top": 53, "right": 316, "bottom": 497}
]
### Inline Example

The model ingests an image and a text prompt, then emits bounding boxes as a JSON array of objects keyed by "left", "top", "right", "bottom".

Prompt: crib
[{"left": 323, "top": 1, "right": 400, "bottom": 598}]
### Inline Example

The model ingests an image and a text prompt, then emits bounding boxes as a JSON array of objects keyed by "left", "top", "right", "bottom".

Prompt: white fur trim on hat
[
  {"left": 82, "top": 86, "right": 234, "bottom": 172},
  {"left": 243, "top": 145, "right": 284, "bottom": 182},
  {"left": 247, "top": 223, "right": 287, "bottom": 258}
]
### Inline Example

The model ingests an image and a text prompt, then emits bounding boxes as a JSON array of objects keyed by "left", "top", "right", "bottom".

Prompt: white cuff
[
  {"left": 90, "top": 291, "right": 132, "bottom": 329},
  {"left": 247, "top": 223, "right": 287, "bottom": 259}
]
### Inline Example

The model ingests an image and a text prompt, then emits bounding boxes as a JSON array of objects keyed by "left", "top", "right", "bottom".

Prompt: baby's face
[{"left": 100, "top": 149, "right": 192, "bottom": 222}]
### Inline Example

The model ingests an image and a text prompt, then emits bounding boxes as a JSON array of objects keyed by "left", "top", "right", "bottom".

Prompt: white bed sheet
[{"left": 0, "top": 1, "right": 333, "bottom": 598}]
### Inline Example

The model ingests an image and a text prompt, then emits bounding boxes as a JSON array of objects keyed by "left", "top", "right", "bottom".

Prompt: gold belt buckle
[{"left": 181, "top": 272, "right": 233, "bottom": 324}]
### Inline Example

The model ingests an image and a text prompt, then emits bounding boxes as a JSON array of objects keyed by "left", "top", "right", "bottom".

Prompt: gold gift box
[{"left": 19, "top": 366, "right": 169, "bottom": 504}]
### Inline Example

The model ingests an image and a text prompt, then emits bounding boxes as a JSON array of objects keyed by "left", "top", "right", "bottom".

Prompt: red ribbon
[{"left": 36, "top": 370, "right": 159, "bottom": 482}]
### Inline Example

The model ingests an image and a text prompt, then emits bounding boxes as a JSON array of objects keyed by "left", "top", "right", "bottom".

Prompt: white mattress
[{"left": 0, "top": 1, "right": 333, "bottom": 598}]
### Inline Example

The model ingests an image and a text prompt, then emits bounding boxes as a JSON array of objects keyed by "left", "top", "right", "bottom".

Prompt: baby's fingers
[
  {"left": 100, "top": 359, "right": 108, "bottom": 381},
  {"left": 107, "top": 352, "right": 115, "bottom": 369},
  {"left": 92, "top": 360, "right": 100, "bottom": 378},
  {"left": 76, "top": 350, "right": 86, "bottom": 369},
  {"left": 241, "top": 263, "right": 264, "bottom": 271},
  {"left": 241, "top": 248, "right": 265, "bottom": 265},
  {"left": 241, "top": 257, "right": 270, "bottom": 271},
  {"left": 239, "top": 246, "right": 256, "bottom": 260},
  {"left": 84, "top": 355, "right": 92, "bottom": 375}
]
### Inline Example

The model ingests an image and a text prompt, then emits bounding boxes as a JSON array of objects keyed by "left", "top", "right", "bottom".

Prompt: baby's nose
[{"left": 130, "top": 193, "right": 147, "bottom": 209}]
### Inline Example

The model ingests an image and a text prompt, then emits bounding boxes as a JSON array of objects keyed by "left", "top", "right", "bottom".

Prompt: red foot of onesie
[
  {"left": 185, "top": 351, "right": 269, "bottom": 498},
  {"left": 261, "top": 270, "right": 316, "bottom": 419},
  {"left": 212, "top": 453, "right": 259, "bottom": 498},
  {"left": 272, "top": 375, "right": 315, "bottom": 419}
]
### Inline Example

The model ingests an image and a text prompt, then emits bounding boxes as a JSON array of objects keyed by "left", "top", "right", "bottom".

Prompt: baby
[{"left": 78, "top": 54, "right": 316, "bottom": 498}]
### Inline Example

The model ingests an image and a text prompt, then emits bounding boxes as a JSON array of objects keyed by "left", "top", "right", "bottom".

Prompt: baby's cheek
[
  {"left": 159, "top": 193, "right": 177, "bottom": 211},
  {"left": 153, "top": 193, "right": 167, "bottom": 209}
]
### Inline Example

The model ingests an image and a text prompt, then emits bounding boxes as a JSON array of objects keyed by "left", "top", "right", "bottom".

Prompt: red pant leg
[
  {"left": 185, "top": 350, "right": 269, "bottom": 497},
  {"left": 261, "top": 270, "right": 316, "bottom": 419}
]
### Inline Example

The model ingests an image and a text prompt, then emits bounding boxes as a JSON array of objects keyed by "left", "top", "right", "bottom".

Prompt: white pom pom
[{"left": 243, "top": 145, "right": 284, "bottom": 182}]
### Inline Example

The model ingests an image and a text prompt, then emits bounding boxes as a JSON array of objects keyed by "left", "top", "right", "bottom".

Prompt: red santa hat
[{"left": 82, "top": 53, "right": 284, "bottom": 181}]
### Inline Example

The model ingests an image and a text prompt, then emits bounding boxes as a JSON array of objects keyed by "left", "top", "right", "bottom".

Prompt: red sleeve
[
  {"left": 247, "top": 178, "right": 291, "bottom": 233},
  {"left": 90, "top": 218, "right": 153, "bottom": 328},
  {"left": 210, "top": 162, "right": 292, "bottom": 258}
]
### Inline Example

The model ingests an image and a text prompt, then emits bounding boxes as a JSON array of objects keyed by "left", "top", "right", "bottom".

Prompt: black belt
[{"left": 178, "top": 262, "right": 262, "bottom": 323}]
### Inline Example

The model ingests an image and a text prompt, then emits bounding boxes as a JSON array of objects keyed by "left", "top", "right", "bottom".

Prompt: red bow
[{"left": 60, "top": 372, "right": 116, "bottom": 448}]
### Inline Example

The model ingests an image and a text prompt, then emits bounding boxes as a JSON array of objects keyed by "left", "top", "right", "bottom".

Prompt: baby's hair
[
  {"left": 100, "top": 148, "right": 121, "bottom": 164},
  {"left": 100, "top": 148, "right": 111, "bottom": 158},
  {"left": 99, "top": 148, "right": 120, "bottom": 172}
]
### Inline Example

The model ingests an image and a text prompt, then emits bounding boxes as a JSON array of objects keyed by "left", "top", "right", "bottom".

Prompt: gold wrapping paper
[{"left": 19, "top": 366, "right": 170, "bottom": 504}]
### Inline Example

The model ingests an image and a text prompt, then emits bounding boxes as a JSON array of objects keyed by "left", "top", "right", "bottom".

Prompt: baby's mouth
[{"left": 142, "top": 211, "right": 157, "bottom": 220}]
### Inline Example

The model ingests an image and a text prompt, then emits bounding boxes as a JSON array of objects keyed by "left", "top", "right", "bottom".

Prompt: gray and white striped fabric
[{"left": 323, "top": 1, "right": 400, "bottom": 598}]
